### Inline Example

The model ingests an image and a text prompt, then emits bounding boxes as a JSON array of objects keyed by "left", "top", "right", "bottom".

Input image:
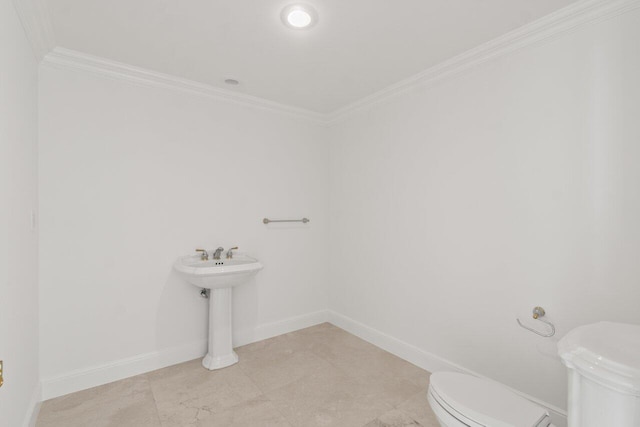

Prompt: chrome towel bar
[
  {"left": 516, "top": 306, "right": 556, "bottom": 337},
  {"left": 263, "top": 217, "right": 310, "bottom": 224}
]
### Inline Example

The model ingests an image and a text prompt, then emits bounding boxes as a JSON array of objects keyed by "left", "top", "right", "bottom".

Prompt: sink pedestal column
[{"left": 202, "top": 287, "right": 238, "bottom": 370}]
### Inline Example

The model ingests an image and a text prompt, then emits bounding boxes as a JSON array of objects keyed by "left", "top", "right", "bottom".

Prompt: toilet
[
  {"left": 428, "top": 372, "right": 554, "bottom": 427},
  {"left": 558, "top": 322, "right": 640, "bottom": 427},
  {"left": 428, "top": 322, "right": 640, "bottom": 427}
]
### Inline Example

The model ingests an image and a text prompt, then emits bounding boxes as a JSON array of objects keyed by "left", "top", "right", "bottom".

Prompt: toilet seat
[{"left": 428, "top": 372, "right": 552, "bottom": 427}]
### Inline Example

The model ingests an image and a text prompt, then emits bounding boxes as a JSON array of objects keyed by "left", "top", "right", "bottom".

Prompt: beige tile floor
[{"left": 37, "top": 323, "right": 440, "bottom": 427}]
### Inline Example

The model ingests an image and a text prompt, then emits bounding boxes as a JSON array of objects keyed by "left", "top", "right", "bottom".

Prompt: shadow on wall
[
  {"left": 155, "top": 268, "right": 209, "bottom": 362},
  {"left": 232, "top": 277, "right": 260, "bottom": 345},
  {"left": 155, "top": 267, "right": 261, "bottom": 363}
]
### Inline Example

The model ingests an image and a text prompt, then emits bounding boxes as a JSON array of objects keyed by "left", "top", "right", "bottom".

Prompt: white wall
[
  {"left": 0, "top": 0, "right": 40, "bottom": 425},
  {"left": 35, "top": 3, "right": 640, "bottom": 420},
  {"left": 329, "top": 7, "right": 640, "bottom": 414},
  {"left": 38, "top": 66, "right": 329, "bottom": 397}
]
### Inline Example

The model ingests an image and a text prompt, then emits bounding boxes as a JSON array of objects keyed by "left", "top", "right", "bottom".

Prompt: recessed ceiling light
[
  {"left": 281, "top": 4, "right": 317, "bottom": 29},
  {"left": 224, "top": 78, "right": 239, "bottom": 85}
]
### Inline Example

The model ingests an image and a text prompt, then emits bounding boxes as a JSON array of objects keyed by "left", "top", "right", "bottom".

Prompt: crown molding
[
  {"left": 12, "top": 0, "right": 56, "bottom": 61},
  {"left": 42, "top": 48, "right": 327, "bottom": 125},
  {"left": 326, "top": 0, "right": 640, "bottom": 125},
  {"left": 38, "top": 0, "right": 639, "bottom": 126}
]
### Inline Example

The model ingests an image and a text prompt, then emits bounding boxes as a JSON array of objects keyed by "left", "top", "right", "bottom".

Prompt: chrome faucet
[
  {"left": 195, "top": 249, "right": 209, "bottom": 260},
  {"left": 212, "top": 247, "right": 224, "bottom": 260},
  {"left": 226, "top": 247, "right": 238, "bottom": 259}
]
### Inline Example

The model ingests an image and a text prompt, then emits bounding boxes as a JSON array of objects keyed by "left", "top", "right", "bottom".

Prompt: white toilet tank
[{"left": 558, "top": 322, "right": 640, "bottom": 427}]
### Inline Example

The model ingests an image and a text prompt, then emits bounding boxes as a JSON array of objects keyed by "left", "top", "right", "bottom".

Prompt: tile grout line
[
  {"left": 244, "top": 377, "right": 296, "bottom": 427},
  {"left": 235, "top": 325, "right": 383, "bottom": 427},
  {"left": 39, "top": 325, "right": 433, "bottom": 427},
  {"left": 298, "top": 324, "right": 432, "bottom": 427},
  {"left": 232, "top": 352, "right": 297, "bottom": 427},
  {"left": 142, "top": 373, "right": 165, "bottom": 427},
  {"left": 296, "top": 329, "right": 384, "bottom": 427},
  {"left": 288, "top": 323, "right": 411, "bottom": 427}
]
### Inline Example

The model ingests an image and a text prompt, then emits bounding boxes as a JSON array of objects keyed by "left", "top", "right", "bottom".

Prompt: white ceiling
[{"left": 46, "top": 0, "right": 578, "bottom": 113}]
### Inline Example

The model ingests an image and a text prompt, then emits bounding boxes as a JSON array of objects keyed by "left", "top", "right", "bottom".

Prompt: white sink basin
[
  {"left": 173, "top": 254, "right": 263, "bottom": 289},
  {"left": 173, "top": 252, "right": 263, "bottom": 370}
]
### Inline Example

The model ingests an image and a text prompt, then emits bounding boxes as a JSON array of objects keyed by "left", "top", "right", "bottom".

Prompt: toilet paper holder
[{"left": 516, "top": 306, "right": 556, "bottom": 337}]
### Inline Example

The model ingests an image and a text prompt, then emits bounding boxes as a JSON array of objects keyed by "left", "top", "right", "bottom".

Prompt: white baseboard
[
  {"left": 38, "top": 309, "right": 567, "bottom": 427},
  {"left": 40, "top": 310, "right": 330, "bottom": 402},
  {"left": 41, "top": 339, "right": 208, "bottom": 401},
  {"left": 23, "top": 382, "right": 42, "bottom": 427},
  {"left": 326, "top": 310, "right": 568, "bottom": 427},
  {"left": 234, "top": 309, "right": 330, "bottom": 347}
]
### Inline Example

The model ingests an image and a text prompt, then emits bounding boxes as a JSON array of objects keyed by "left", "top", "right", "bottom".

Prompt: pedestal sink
[{"left": 173, "top": 253, "right": 263, "bottom": 370}]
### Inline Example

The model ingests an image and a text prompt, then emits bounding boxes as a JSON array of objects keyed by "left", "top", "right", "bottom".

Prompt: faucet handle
[
  {"left": 195, "top": 249, "right": 209, "bottom": 260},
  {"left": 226, "top": 247, "right": 239, "bottom": 259}
]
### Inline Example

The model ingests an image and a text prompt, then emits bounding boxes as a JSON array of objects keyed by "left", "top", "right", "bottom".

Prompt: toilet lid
[{"left": 429, "top": 372, "right": 549, "bottom": 427}]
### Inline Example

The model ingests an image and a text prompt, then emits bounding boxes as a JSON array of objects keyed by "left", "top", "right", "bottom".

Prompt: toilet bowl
[
  {"left": 428, "top": 372, "right": 554, "bottom": 427},
  {"left": 427, "top": 322, "right": 640, "bottom": 426}
]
